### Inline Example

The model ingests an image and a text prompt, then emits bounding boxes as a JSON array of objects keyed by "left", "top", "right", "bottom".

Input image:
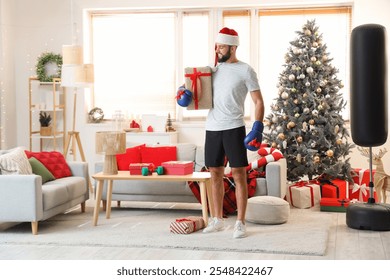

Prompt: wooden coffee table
[{"left": 92, "top": 171, "right": 214, "bottom": 226}]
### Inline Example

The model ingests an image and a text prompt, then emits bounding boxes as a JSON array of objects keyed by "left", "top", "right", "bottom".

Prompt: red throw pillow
[
  {"left": 116, "top": 144, "right": 145, "bottom": 171},
  {"left": 140, "top": 146, "right": 177, "bottom": 167},
  {"left": 24, "top": 151, "right": 72, "bottom": 179}
]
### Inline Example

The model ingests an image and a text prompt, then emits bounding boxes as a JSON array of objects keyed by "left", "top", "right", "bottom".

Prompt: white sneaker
[
  {"left": 203, "top": 217, "right": 224, "bottom": 233},
  {"left": 233, "top": 220, "right": 247, "bottom": 238}
]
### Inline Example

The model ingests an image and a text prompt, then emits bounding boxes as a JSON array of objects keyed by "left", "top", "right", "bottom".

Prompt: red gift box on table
[
  {"left": 184, "top": 67, "right": 213, "bottom": 110},
  {"left": 129, "top": 163, "right": 154, "bottom": 175},
  {"left": 319, "top": 178, "right": 348, "bottom": 199},
  {"left": 162, "top": 161, "right": 194, "bottom": 175},
  {"left": 320, "top": 197, "right": 350, "bottom": 212},
  {"left": 350, "top": 168, "right": 377, "bottom": 202},
  {"left": 170, "top": 216, "right": 205, "bottom": 234},
  {"left": 286, "top": 180, "right": 321, "bottom": 209}
]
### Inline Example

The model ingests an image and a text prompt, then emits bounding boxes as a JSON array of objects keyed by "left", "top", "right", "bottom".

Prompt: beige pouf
[{"left": 246, "top": 196, "right": 290, "bottom": 224}]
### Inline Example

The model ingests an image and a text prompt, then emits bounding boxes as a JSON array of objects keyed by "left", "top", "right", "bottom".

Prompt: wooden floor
[{"left": 1, "top": 195, "right": 390, "bottom": 260}]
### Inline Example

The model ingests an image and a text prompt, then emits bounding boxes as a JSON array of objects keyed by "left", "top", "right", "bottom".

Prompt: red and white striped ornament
[{"left": 247, "top": 146, "right": 284, "bottom": 171}]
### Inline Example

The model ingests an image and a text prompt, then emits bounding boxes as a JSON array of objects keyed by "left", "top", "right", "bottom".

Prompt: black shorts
[{"left": 205, "top": 126, "right": 248, "bottom": 168}]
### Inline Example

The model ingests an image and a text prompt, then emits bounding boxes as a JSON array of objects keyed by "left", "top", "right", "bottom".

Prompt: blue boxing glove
[
  {"left": 244, "top": 121, "right": 264, "bottom": 151},
  {"left": 176, "top": 86, "right": 193, "bottom": 107}
]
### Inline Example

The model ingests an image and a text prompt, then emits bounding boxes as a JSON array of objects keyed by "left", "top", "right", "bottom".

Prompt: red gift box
[
  {"left": 170, "top": 216, "right": 205, "bottom": 234},
  {"left": 286, "top": 180, "right": 321, "bottom": 208},
  {"left": 320, "top": 197, "right": 350, "bottom": 212},
  {"left": 161, "top": 161, "right": 194, "bottom": 175},
  {"left": 350, "top": 168, "right": 377, "bottom": 202},
  {"left": 319, "top": 178, "right": 348, "bottom": 199},
  {"left": 129, "top": 163, "right": 154, "bottom": 175}
]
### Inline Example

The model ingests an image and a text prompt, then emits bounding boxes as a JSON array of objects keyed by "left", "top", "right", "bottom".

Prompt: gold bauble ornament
[
  {"left": 314, "top": 156, "right": 320, "bottom": 163},
  {"left": 287, "top": 121, "right": 296, "bottom": 129},
  {"left": 271, "top": 142, "right": 277, "bottom": 148},
  {"left": 309, "top": 119, "right": 315, "bottom": 125},
  {"left": 336, "top": 139, "right": 342, "bottom": 145},
  {"left": 326, "top": 150, "right": 334, "bottom": 157},
  {"left": 277, "top": 133, "right": 285, "bottom": 140}
]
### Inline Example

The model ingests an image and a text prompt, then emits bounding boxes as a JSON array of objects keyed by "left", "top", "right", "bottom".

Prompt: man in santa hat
[{"left": 202, "top": 27, "right": 265, "bottom": 238}]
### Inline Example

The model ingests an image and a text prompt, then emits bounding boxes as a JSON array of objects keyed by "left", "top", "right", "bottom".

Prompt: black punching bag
[
  {"left": 350, "top": 24, "right": 388, "bottom": 146},
  {"left": 347, "top": 24, "right": 390, "bottom": 232}
]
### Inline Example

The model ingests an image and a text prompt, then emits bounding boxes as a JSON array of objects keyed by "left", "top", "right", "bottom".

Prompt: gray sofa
[
  {"left": 0, "top": 149, "right": 90, "bottom": 235},
  {"left": 94, "top": 143, "right": 287, "bottom": 209}
]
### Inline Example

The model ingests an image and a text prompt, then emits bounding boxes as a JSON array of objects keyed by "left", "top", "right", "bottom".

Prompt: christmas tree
[{"left": 263, "top": 19, "right": 354, "bottom": 182}]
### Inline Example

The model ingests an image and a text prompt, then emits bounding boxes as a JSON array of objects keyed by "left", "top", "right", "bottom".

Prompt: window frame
[{"left": 86, "top": 5, "right": 352, "bottom": 122}]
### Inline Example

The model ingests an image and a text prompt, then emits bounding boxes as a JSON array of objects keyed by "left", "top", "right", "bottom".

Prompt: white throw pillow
[{"left": 0, "top": 147, "right": 32, "bottom": 175}]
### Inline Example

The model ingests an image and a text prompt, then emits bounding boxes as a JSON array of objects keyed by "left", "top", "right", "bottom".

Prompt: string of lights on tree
[{"left": 263, "top": 19, "right": 355, "bottom": 182}]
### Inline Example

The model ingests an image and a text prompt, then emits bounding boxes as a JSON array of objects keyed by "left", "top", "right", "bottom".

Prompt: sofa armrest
[
  {"left": 265, "top": 158, "right": 287, "bottom": 198},
  {"left": 68, "top": 161, "right": 89, "bottom": 186},
  {"left": 0, "top": 175, "right": 44, "bottom": 221},
  {"left": 68, "top": 161, "right": 89, "bottom": 178},
  {"left": 95, "top": 162, "right": 103, "bottom": 173}
]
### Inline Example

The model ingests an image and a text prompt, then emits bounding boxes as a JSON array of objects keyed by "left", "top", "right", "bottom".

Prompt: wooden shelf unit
[{"left": 28, "top": 77, "right": 66, "bottom": 152}]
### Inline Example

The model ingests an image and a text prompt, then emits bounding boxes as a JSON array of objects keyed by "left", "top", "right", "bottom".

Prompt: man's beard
[{"left": 217, "top": 49, "right": 231, "bottom": 63}]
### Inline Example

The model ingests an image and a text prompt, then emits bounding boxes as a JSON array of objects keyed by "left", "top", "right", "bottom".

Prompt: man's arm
[{"left": 250, "top": 89, "right": 265, "bottom": 121}]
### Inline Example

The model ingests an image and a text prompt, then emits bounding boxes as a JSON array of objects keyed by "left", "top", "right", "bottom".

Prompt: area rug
[{"left": 0, "top": 206, "right": 332, "bottom": 256}]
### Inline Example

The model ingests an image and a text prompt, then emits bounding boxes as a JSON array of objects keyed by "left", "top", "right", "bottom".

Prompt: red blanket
[{"left": 188, "top": 169, "right": 263, "bottom": 216}]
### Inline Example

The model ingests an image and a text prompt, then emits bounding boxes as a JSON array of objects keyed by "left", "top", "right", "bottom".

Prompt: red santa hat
[
  {"left": 215, "top": 27, "right": 240, "bottom": 46},
  {"left": 215, "top": 27, "right": 239, "bottom": 66}
]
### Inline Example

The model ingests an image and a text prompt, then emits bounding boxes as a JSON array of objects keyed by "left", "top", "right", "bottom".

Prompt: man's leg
[
  {"left": 231, "top": 166, "right": 248, "bottom": 221},
  {"left": 209, "top": 166, "right": 225, "bottom": 219},
  {"left": 203, "top": 166, "right": 226, "bottom": 233}
]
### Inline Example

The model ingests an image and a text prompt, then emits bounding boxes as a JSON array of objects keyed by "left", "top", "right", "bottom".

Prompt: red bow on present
[
  {"left": 185, "top": 68, "right": 211, "bottom": 109},
  {"left": 175, "top": 218, "right": 197, "bottom": 231}
]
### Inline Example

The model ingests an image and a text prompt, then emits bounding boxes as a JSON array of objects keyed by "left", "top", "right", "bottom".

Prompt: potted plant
[{"left": 39, "top": 111, "right": 52, "bottom": 136}]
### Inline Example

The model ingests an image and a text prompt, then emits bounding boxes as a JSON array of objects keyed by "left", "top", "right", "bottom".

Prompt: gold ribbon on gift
[{"left": 352, "top": 169, "right": 369, "bottom": 202}]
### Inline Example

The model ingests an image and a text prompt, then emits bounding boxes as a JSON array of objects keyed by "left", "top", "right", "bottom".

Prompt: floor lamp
[{"left": 61, "top": 45, "right": 94, "bottom": 191}]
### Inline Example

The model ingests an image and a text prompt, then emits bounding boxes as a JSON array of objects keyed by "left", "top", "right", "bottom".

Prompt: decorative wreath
[
  {"left": 88, "top": 107, "right": 104, "bottom": 123},
  {"left": 36, "top": 52, "right": 63, "bottom": 82}
]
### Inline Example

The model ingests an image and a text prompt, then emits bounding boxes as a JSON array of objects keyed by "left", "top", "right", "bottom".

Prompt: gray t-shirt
[{"left": 205, "top": 61, "right": 260, "bottom": 131}]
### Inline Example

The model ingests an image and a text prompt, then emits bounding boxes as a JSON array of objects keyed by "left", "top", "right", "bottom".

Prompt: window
[
  {"left": 258, "top": 7, "right": 352, "bottom": 119},
  {"left": 92, "top": 13, "right": 175, "bottom": 119},
  {"left": 89, "top": 6, "right": 351, "bottom": 121},
  {"left": 181, "top": 11, "right": 210, "bottom": 119}
]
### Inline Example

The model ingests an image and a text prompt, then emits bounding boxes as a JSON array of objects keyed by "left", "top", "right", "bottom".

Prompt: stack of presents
[{"left": 286, "top": 168, "right": 377, "bottom": 212}]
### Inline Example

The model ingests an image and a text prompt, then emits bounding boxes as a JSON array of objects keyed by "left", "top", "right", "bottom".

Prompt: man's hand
[{"left": 244, "top": 121, "right": 264, "bottom": 151}]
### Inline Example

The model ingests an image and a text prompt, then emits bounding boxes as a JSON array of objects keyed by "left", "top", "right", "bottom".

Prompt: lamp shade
[
  {"left": 61, "top": 65, "right": 78, "bottom": 87},
  {"left": 62, "top": 45, "right": 83, "bottom": 65},
  {"left": 75, "top": 64, "right": 94, "bottom": 84},
  {"left": 96, "top": 131, "right": 126, "bottom": 155}
]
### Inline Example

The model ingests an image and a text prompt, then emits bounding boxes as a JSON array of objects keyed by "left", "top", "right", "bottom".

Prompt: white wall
[{"left": 3, "top": 0, "right": 390, "bottom": 176}]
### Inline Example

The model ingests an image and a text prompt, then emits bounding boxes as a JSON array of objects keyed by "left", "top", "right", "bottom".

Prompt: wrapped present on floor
[
  {"left": 320, "top": 197, "right": 350, "bottom": 212},
  {"left": 184, "top": 67, "right": 213, "bottom": 110},
  {"left": 161, "top": 161, "right": 194, "bottom": 175},
  {"left": 170, "top": 216, "right": 205, "bottom": 234},
  {"left": 350, "top": 168, "right": 377, "bottom": 202},
  {"left": 319, "top": 178, "right": 348, "bottom": 199},
  {"left": 286, "top": 180, "right": 321, "bottom": 209}
]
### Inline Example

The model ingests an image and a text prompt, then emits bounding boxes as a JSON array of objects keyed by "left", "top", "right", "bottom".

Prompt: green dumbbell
[
  {"left": 156, "top": 166, "right": 164, "bottom": 175},
  {"left": 141, "top": 167, "right": 149, "bottom": 176}
]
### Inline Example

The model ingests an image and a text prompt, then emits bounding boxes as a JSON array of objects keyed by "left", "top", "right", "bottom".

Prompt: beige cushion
[
  {"left": 246, "top": 196, "right": 290, "bottom": 224},
  {"left": 0, "top": 147, "right": 32, "bottom": 175}
]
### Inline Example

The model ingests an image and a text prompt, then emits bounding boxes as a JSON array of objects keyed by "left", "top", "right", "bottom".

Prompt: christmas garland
[{"left": 36, "top": 52, "right": 63, "bottom": 82}]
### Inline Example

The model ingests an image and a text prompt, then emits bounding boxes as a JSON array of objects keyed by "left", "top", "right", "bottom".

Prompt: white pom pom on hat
[{"left": 215, "top": 27, "right": 240, "bottom": 46}]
